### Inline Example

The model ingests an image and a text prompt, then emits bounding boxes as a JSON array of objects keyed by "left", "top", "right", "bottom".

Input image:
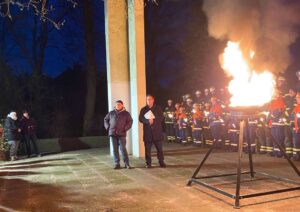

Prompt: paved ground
[{"left": 0, "top": 142, "right": 300, "bottom": 212}]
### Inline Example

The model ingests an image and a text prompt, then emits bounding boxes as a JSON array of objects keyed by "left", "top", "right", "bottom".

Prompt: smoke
[{"left": 203, "top": 0, "right": 300, "bottom": 74}]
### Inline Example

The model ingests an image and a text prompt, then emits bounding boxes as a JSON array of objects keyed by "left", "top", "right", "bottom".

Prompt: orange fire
[{"left": 221, "top": 41, "right": 275, "bottom": 107}]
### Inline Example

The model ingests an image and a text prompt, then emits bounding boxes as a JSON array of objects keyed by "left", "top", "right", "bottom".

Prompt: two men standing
[{"left": 104, "top": 95, "right": 166, "bottom": 169}]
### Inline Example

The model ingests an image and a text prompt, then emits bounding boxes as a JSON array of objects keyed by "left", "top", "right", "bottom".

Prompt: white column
[{"left": 128, "top": 0, "right": 146, "bottom": 157}]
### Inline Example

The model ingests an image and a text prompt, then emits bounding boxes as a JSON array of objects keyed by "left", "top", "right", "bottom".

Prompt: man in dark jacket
[
  {"left": 104, "top": 100, "right": 133, "bottom": 169},
  {"left": 4, "top": 111, "right": 21, "bottom": 161},
  {"left": 139, "top": 95, "right": 166, "bottom": 168},
  {"left": 20, "top": 110, "right": 41, "bottom": 158}
]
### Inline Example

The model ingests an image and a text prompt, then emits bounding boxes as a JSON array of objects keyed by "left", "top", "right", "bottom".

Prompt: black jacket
[
  {"left": 4, "top": 117, "right": 21, "bottom": 141},
  {"left": 104, "top": 108, "right": 133, "bottom": 137},
  {"left": 139, "top": 105, "right": 164, "bottom": 142},
  {"left": 20, "top": 116, "right": 37, "bottom": 136}
]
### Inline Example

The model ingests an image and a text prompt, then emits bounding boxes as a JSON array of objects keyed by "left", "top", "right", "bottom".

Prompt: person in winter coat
[
  {"left": 4, "top": 111, "right": 21, "bottom": 161},
  {"left": 139, "top": 95, "right": 166, "bottom": 168},
  {"left": 20, "top": 110, "right": 41, "bottom": 158},
  {"left": 104, "top": 100, "right": 133, "bottom": 169}
]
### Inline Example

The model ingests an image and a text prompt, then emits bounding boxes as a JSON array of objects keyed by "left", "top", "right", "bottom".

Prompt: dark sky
[{"left": 2, "top": 0, "right": 106, "bottom": 78}]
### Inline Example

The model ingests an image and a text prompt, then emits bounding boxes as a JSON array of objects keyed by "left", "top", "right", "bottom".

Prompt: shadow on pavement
[{"left": 0, "top": 177, "right": 81, "bottom": 211}]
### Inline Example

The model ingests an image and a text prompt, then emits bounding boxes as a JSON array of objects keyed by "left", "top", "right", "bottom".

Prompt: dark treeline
[{"left": 0, "top": 0, "right": 107, "bottom": 138}]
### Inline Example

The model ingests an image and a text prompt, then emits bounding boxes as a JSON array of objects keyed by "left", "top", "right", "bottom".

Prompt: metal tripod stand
[{"left": 187, "top": 118, "right": 300, "bottom": 209}]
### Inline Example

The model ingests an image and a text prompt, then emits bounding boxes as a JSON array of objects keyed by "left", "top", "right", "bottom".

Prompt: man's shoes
[
  {"left": 145, "top": 164, "right": 152, "bottom": 168},
  {"left": 159, "top": 162, "right": 167, "bottom": 168},
  {"left": 114, "top": 164, "right": 121, "bottom": 169},
  {"left": 125, "top": 164, "right": 134, "bottom": 169},
  {"left": 37, "top": 154, "right": 42, "bottom": 157}
]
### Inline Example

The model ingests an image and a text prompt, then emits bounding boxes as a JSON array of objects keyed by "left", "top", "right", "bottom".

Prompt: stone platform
[{"left": 0, "top": 142, "right": 300, "bottom": 211}]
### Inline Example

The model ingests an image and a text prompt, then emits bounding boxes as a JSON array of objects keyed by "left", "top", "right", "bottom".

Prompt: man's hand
[
  {"left": 18, "top": 128, "right": 21, "bottom": 132},
  {"left": 149, "top": 119, "right": 154, "bottom": 125}
]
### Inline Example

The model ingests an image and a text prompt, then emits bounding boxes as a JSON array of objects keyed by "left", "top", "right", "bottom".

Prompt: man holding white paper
[{"left": 139, "top": 95, "right": 166, "bottom": 168}]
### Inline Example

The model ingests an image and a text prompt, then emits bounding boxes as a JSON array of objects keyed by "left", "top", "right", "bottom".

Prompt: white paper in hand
[{"left": 144, "top": 110, "right": 156, "bottom": 119}]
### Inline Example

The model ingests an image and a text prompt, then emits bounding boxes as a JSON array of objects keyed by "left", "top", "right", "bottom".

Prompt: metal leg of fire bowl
[
  {"left": 187, "top": 141, "right": 216, "bottom": 186},
  {"left": 270, "top": 134, "right": 300, "bottom": 177},
  {"left": 245, "top": 121, "right": 255, "bottom": 179},
  {"left": 234, "top": 120, "right": 245, "bottom": 209}
]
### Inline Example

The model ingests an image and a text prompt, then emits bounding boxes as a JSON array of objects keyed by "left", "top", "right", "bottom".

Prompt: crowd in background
[{"left": 163, "top": 72, "right": 300, "bottom": 162}]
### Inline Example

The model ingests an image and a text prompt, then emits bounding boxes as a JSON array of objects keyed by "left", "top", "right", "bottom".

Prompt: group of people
[
  {"left": 163, "top": 74, "right": 300, "bottom": 162},
  {"left": 102, "top": 72, "right": 300, "bottom": 169},
  {"left": 2, "top": 110, "right": 40, "bottom": 161}
]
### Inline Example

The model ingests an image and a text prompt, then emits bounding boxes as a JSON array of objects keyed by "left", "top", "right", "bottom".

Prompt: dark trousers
[
  {"left": 284, "top": 125, "right": 293, "bottom": 157},
  {"left": 271, "top": 126, "right": 285, "bottom": 157},
  {"left": 144, "top": 139, "right": 164, "bottom": 165},
  {"left": 292, "top": 132, "right": 300, "bottom": 160},
  {"left": 193, "top": 129, "right": 202, "bottom": 144},
  {"left": 165, "top": 123, "right": 175, "bottom": 142},
  {"left": 257, "top": 127, "right": 266, "bottom": 153},
  {"left": 111, "top": 136, "right": 129, "bottom": 166},
  {"left": 210, "top": 124, "right": 224, "bottom": 147},
  {"left": 24, "top": 134, "right": 39, "bottom": 156}
]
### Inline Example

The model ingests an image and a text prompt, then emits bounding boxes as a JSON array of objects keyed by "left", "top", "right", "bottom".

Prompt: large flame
[{"left": 221, "top": 41, "right": 275, "bottom": 107}]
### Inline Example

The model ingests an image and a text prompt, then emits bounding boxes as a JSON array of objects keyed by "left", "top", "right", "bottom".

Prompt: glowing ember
[{"left": 221, "top": 41, "right": 275, "bottom": 107}]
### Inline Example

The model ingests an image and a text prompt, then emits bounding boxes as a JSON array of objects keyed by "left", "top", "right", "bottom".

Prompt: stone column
[{"left": 128, "top": 0, "right": 146, "bottom": 157}]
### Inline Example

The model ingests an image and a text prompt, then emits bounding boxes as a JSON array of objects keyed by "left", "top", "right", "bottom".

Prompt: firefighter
[
  {"left": 203, "top": 88, "right": 211, "bottom": 104},
  {"left": 191, "top": 103, "right": 203, "bottom": 145},
  {"left": 268, "top": 91, "right": 286, "bottom": 157},
  {"left": 174, "top": 103, "right": 181, "bottom": 142},
  {"left": 186, "top": 98, "right": 193, "bottom": 114},
  {"left": 210, "top": 86, "right": 216, "bottom": 97},
  {"left": 291, "top": 93, "right": 300, "bottom": 161},
  {"left": 209, "top": 97, "right": 225, "bottom": 148},
  {"left": 202, "top": 103, "right": 212, "bottom": 146},
  {"left": 178, "top": 106, "right": 191, "bottom": 144},
  {"left": 194, "top": 90, "right": 202, "bottom": 104},
  {"left": 164, "top": 99, "right": 176, "bottom": 142},
  {"left": 283, "top": 88, "right": 297, "bottom": 157},
  {"left": 276, "top": 76, "right": 288, "bottom": 96},
  {"left": 181, "top": 95, "right": 187, "bottom": 107}
]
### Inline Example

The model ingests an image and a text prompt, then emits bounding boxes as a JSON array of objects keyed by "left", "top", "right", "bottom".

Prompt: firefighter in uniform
[
  {"left": 203, "top": 88, "right": 211, "bottom": 104},
  {"left": 164, "top": 100, "right": 176, "bottom": 142},
  {"left": 185, "top": 98, "right": 193, "bottom": 143},
  {"left": 191, "top": 103, "right": 203, "bottom": 145},
  {"left": 174, "top": 103, "right": 181, "bottom": 142},
  {"left": 268, "top": 91, "right": 286, "bottom": 157},
  {"left": 202, "top": 103, "right": 212, "bottom": 146},
  {"left": 209, "top": 97, "right": 225, "bottom": 148},
  {"left": 178, "top": 106, "right": 191, "bottom": 144},
  {"left": 291, "top": 93, "right": 300, "bottom": 161},
  {"left": 283, "top": 88, "right": 297, "bottom": 157},
  {"left": 194, "top": 90, "right": 202, "bottom": 104}
]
